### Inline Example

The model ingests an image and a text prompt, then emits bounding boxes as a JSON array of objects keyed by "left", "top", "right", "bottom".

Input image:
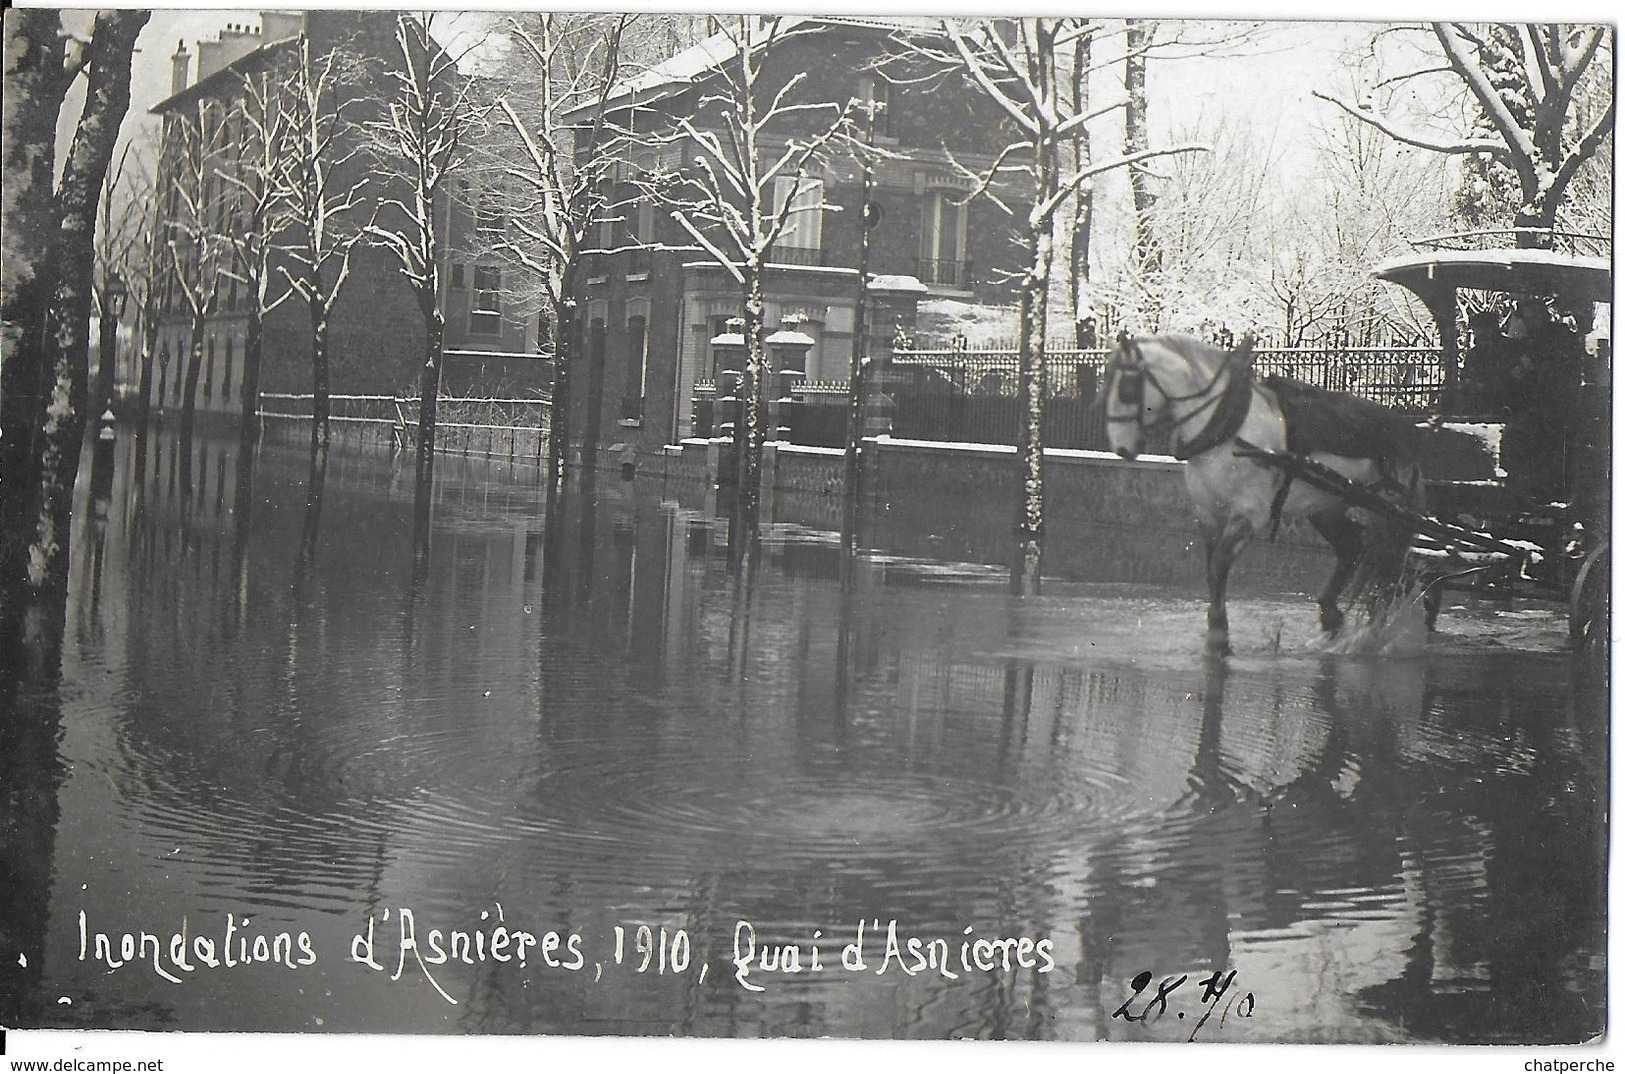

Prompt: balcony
[
  {"left": 767, "top": 244, "right": 828, "bottom": 268},
  {"left": 917, "top": 257, "right": 972, "bottom": 289}
]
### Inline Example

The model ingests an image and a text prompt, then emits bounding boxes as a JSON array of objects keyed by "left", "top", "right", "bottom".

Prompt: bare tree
[
  {"left": 274, "top": 33, "right": 368, "bottom": 467},
  {"left": 159, "top": 100, "right": 231, "bottom": 449},
  {"left": 1062, "top": 28, "right": 1097, "bottom": 345},
  {"left": 1107, "top": 114, "right": 1272, "bottom": 337},
  {"left": 1123, "top": 19, "right": 1161, "bottom": 291},
  {"left": 363, "top": 12, "right": 483, "bottom": 564},
  {"left": 488, "top": 13, "right": 629, "bottom": 493},
  {"left": 91, "top": 145, "right": 140, "bottom": 415},
  {"left": 1314, "top": 23, "right": 1613, "bottom": 247},
  {"left": 905, "top": 16, "right": 1206, "bottom": 594},
  {"left": 122, "top": 160, "right": 168, "bottom": 427},
  {"left": 631, "top": 15, "right": 858, "bottom": 540},
  {"left": 211, "top": 63, "right": 295, "bottom": 468}
]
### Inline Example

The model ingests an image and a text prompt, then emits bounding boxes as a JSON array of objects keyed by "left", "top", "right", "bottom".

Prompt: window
[
  {"left": 223, "top": 336, "right": 235, "bottom": 399},
  {"left": 628, "top": 200, "right": 655, "bottom": 274},
  {"left": 918, "top": 190, "right": 969, "bottom": 288},
  {"left": 450, "top": 263, "right": 467, "bottom": 290},
  {"left": 857, "top": 77, "right": 891, "bottom": 138},
  {"left": 470, "top": 266, "right": 502, "bottom": 334},
  {"left": 203, "top": 336, "right": 215, "bottom": 398},
  {"left": 771, "top": 177, "right": 823, "bottom": 264},
  {"left": 622, "top": 313, "right": 648, "bottom": 422},
  {"left": 157, "top": 344, "right": 169, "bottom": 406}
]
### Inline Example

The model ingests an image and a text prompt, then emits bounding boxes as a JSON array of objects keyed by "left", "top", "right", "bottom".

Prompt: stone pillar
[
  {"left": 765, "top": 327, "right": 814, "bottom": 442},
  {"left": 709, "top": 325, "right": 746, "bottom": 444},
  {"left": 709, "top": 323, "right": 746, "bottom": 486}
]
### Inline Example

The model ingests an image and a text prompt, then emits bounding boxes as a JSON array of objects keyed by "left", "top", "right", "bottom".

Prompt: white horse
[{"left": 1101, "top": 333, "right": 1428, "bottom": 655}]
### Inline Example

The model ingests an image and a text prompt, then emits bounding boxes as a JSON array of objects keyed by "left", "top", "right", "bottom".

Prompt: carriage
[
  {"left": 1103, "top": 232, "right": 1612, "bottom": 654},
  {"left": 1376, "top": 236, "right": 1610, "bottom": 649},
  {"left": 1251, "top": 235, "right": 1612, "bottom": 650}
]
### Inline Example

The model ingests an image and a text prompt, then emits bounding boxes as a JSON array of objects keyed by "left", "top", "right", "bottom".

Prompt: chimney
[
  {"left": 260, "top": 12, "right": 307, "bottom": 42},
  {"left": 195, "top": 20, "right": 265, "bottom": 82},
  {"left": 170, "top": 39, "right": 191, "bottom": 95}
]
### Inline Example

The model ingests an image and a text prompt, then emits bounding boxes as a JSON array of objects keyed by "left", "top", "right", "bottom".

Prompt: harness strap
[
  {"left": 1173, "top": 358, "right": 1255, "bottom": 460},
  {"left": 1266, "top": 472, "right": 1294, "bottom": 541}
]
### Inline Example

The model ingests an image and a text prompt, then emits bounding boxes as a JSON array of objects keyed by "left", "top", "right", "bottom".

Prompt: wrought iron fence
[
  {"left": 687, "top": 342, "right": 1445, "bottom": 452},
  {"left": 259, "top": 393, "right": 552, "bottom": 460},
  {"left": 889, "top": 343, "right": 1443, "bottom": 405},
  {"left": 755, "top": 343, "right": 1442, "bottom": 452}
]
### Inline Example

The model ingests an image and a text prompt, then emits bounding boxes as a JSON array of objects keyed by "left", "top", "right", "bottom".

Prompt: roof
[
  {"left": 567, "top": 15, "right": 937, "bottom": 121},
  {"left": 1373, "top": 248, "right": 1614, "bottom": 305},
  {"left": 151, "top": 35, "right": 301, "bottom": 114}
]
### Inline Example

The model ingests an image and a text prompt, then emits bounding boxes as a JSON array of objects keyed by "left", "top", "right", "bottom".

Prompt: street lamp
[
  {"left": 842, "top": 91, "right": 884, "bottom": 554},
  {"left": 108, "top": 273, "right": 130, "bottom": 319},
  {"left": 96, "top": 272, "right": 130, "bottom": 414}
]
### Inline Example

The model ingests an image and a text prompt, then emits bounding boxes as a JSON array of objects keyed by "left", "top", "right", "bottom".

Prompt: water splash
[{"left": 1307, "top": 589, "right": 1431, "bottom": 658}]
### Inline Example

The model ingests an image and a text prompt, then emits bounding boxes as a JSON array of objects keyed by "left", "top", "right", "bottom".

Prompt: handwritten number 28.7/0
[{"left": 1112, "top": 969, "right": 1256, "bottom": 1037}]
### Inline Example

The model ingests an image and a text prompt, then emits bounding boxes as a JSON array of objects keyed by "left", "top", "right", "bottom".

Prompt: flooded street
[{"left": 7, "top": 431, "right": 1606, "bottom": 1043}]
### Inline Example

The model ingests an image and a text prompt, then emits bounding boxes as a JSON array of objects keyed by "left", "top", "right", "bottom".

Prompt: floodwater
[{"left": 5, "top": 430, "right": 1606, "bottom": 1043}]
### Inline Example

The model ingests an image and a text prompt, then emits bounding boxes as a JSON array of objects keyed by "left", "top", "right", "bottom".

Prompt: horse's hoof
[
  {"left": 1319, "top": 607, "right": 1345, "bottom": 636},
  {"left": 1206, "top": 633, "right": 1232, "bottom": 657}
]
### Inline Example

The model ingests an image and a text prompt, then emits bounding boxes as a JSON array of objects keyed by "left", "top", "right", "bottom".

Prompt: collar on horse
[{"left": 1171, "top": 349, "right": 1254, "bottom": 460}]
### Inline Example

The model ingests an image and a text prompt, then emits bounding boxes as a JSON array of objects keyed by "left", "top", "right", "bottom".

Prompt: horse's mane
[
  {"left": 1115, "top": 332, "right": 1238, "bottom": 377},
  {"left": 1153, "top": 333, "right": 1234, "bottom": 372}
]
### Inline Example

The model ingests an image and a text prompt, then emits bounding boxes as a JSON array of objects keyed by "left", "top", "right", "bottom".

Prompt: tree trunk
[
  {"left": 581, "top": 312, "right": 607, "bottom": 478},
  {"left": 237, "top": 301, "right": 263, "bottom": 463},
  {"left": 0, "top": 10, "right": 70, "bottom": 632},
  {"left": 843, "top": 187, "right": 874, "bottom": 555},
  {"left": 548, "top": 300, "right": 574, "bottom": 492},
  {"left": 3, "top": 11, "right": 148, "bottom": 661},
  {"left": 1067, "top": 32, "right": 1095, "bottom": 346},
  {"left": 1012, "top": 126, "right": 1060, "bottom": 597},
  {"left": 1013, "top": 226, "right": 1056, "bottom": 595},
  {"left": 1124, "top": 21, "right": 1162, "bottom": 305},
  {"left": 735, "top": 267, "right": 767, "bottom": 539},
  {"left": 412, "top": 309, "right": 445, "bottom": 568},
  {"left": 309, "top": 304, "right": 331, "bottom": 463},
  {"left": 135, "top": 296, "right": 159, "bottom": 425},
  {"left": 298, "top": 438, "right": 329, "bottom": 570},
  {"left": 180, "top": 307, "right": 207, "bottom": 446},
  {"left": 94, "top": 289, "right": 118, "bottom": 416},
  {"left": 1514, "top": 200, "right": 1559, "bottom": 249}
]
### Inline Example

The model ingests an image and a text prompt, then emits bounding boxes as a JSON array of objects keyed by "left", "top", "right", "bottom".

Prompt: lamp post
[
  {"left": 95, "top": 272, "right": 130, "bottom": 416},
  {"left": 842, "top": 92, "right": 883, "bottom": 556}
]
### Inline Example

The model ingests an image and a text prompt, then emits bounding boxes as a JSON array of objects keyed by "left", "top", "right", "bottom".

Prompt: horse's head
[
  {"left": 1102, "top": 333, "right": 1158, "bottom": 460},
  {"left": 1102, "top": 332, "right": 1254, "bottom": 460}
]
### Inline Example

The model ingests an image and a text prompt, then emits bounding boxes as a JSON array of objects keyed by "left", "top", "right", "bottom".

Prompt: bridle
[{"left": 1104, "top": 337, "right": 1238, "bottom": 448}]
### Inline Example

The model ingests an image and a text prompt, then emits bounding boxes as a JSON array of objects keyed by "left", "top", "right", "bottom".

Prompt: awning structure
[{"left": 1373, "top": 249, "right": 1614, "bottom": 305}]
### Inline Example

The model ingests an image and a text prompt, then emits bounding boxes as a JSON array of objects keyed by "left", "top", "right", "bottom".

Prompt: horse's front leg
[{"left": 1202, "top": 516, "right": 1254, "bottom": 656}]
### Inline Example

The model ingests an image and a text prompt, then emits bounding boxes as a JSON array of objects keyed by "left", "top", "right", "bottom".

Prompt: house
[
  {"left": 143, "top": 11, "right": 541, "bottom": 420},
  {"left": 564, "top": 16, "right": 1032, "bottom": 462}
]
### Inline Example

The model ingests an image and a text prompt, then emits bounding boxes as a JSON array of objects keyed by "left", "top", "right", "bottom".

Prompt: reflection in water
[{"left": 9, "top": 431, "right": 1605, "bottom": 1042}]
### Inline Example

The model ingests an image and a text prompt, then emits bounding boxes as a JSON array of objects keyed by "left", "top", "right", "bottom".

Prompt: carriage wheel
[{"left": 1569, "top": 540, "right": 1610, "bottom": 653}]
